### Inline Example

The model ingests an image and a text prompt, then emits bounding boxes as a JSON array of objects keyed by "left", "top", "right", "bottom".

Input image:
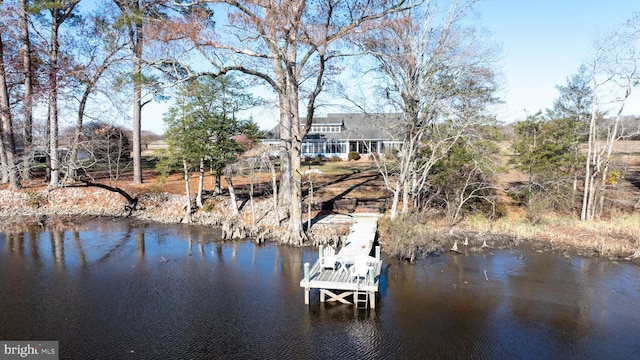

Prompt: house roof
[{"left": 263, "top": 113, "right": 403, "bottom": 141}]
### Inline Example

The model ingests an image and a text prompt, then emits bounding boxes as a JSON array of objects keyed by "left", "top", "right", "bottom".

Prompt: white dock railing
[{"left": 300, "top": 215, "right": 382, "bottom": 308}]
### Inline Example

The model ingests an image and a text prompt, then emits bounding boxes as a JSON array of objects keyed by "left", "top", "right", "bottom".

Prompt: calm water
[{"left": 1, "top": 219, "right": 639, "bottom": 359}]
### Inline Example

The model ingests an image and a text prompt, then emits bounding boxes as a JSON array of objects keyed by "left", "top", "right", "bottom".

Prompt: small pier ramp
[{"left": 300, "top": 215, "right": 382, "bottom": 308}]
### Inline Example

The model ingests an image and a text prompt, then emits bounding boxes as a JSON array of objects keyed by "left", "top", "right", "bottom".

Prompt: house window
[
  {"left": 302, "top": 140, "right": 346, "bottom": 155},
  {"left": 309, "top": 125, "right": 341, "bottom": 133},
  {"left": 328, "top": 141, "right": 345, "bottom": 153}
]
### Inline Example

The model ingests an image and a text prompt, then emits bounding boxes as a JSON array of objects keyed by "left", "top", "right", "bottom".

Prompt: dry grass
[
  {"left": 459, "top": 212, "right": 640, "bottom": 255},
  {"left": 378, "top": 215, "right": 446, "bottom": 261}
]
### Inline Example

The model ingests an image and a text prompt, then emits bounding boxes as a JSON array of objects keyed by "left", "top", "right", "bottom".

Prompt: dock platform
[{"left": 300, "top": 215, "right": 382, "bottom": 308}]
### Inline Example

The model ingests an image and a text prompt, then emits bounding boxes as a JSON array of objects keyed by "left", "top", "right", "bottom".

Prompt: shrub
[
  {"left": 348, "top": 151, "right": 360, "bottom": 161},
  {"left": 26, "top": 191, "right": 45, "bottom": 208}
]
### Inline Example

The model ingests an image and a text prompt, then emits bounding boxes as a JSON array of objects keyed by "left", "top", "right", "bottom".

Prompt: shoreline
[
  {"left": 1, "top": 186, "right": 639, "bottom": 266},
  {"left": 0, "top": 186, "right": 346, "bottom": 245}
]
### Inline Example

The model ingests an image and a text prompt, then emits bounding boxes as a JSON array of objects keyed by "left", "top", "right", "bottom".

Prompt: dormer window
[{"left": 310, "top": 125, "right": 341, "bottom": 133}]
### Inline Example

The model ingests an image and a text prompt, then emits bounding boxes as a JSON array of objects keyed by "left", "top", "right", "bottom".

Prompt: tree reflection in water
[{"left": 0, "top": 220, "right": 639, "bottom": 359}]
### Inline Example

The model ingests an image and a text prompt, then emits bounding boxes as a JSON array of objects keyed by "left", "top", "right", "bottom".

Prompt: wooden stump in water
[{"left": 450, "top": 240, "right": 462, "bottom": 254}]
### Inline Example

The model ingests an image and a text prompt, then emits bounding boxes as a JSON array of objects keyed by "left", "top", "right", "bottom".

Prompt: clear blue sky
[
  {"left": 142, "top": 0, "right": 640, "bottom": 134},
  {"left": 476, "top": 0, "right": 640, "bottom": 122}
]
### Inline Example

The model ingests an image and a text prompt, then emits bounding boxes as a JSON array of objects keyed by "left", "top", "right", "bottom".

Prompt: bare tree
[
  {"left": 359, "top": 0, "right": 499, "bottom": 219},
  {"left": 66, "top": 121, "right": 132, "bottom": 187},
  {"left": 38, "top": 0, "right": 81, "bottom": 188},
  {"left": 19, "top": 0, "right": 34, "bottom": 155},
  {"left": 0, "top": 30, "right": 21, "bottom": 189},
  {"left": 113, "top": 0, "right": 145, "bottom": 185},
  {"left": 435, "top": 135, "right": 500, "bottom": 225},
  {"left": 113, "top": 0, "right": 169, "bottom": 185},
  {"left": 140, "top": 130, "right": 161, "bottom": 150},
  {"left": 179, "top": 0, "right": 412, "bottom": 244},
  {"left": 68, "top": 10, "right": 128, "bottom": 180},
  {"left": 581, "top": 13, "right": 640, "bottom": 220}
]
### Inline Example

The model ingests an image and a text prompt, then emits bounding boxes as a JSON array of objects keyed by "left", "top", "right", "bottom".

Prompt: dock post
[
  {"left": 319, "top": 245, "right": 324, "bottom": 260},
  {"left": 304, "top": 262, "right": 310, "bottom": 282},
  {"left": 304, "top": 262, "right": 310, "bottom": 305},
  {"left": 368, "top": 265, "right": 375, "bottom": 284},
  {"left": 375, "top": 246, "right": 380, "bottom": 261}
]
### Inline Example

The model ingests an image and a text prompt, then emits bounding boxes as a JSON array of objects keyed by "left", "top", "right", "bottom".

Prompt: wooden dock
[{"left": 300, "top": 215, "right": 382, "bottom": 308}]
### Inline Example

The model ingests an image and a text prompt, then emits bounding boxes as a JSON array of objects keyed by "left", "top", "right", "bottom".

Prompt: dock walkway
[{"left": 300, "top": 215, "right": 382, "bottom": 308}]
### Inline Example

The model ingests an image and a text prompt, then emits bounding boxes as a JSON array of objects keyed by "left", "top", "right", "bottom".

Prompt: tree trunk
[
  {"left": 268, "top": 158, "right": 280, "bottom": 224},
  {"left": 390, "top": 186, "right": 400, "bottom": 220},
  {"left": 70, "top": 57, "right": 111, "bottom": 179},
  {"left": 0, "top": 131, "right": 8, "bottom": 184},
  {"left": 196, "top": 157, "right": 204, "bottom": 208},
  {"left": 183, "top": 159, "right": 191, "bottom": 223},
  {"left": 46, "top": 2, "right": 79, "bottom": 187},
  {"left": 214, "top": 168, "right": 222, "bottom": 195},
  {"left": 225, "top": 168, "right": 239, "bottom": 215},
  {"left": 401, "top": 179, "right": 410, "bottom": 216},
  {"left": 0, "top": 35, "right": 20, "bottom": 189},
  {"left": 48, "top": 24, "right": 60, "bottom": 188},
  {"left": 287, "top": 142, "right": 305, "bottom": 244},
  {"left": 70, "top": 80, "right": 93, "bottom": 179},
  {"left": 281, "top": 77, "right": 306, "bottom": 245},
  {"left": 19, "top": 0, "right": 33, "bottom": 181},
  {"left": 278, "top": 94, "right": 292, "bottom": 205},
  {"left": 596, "top": 74, "right": 631, "bottom": 218},
  {"left": 132, "top": 48, "right": 143, "bottom": 184},
  {"left": 581, "top": 76, "right": 598, "bottom": 221}
]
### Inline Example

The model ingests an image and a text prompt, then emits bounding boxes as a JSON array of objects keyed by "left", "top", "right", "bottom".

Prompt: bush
[
  {"left": 348, "top": 151, "right": 360, "bottom": 161},
  {"left": 26, "top": 191, "right": 45, "bottom": 208},
  {"left": 378, "top": 215, "right": 445, "bottom": 261}
]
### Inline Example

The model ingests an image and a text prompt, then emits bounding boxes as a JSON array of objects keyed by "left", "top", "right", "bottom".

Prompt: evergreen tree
[
  {"left": 510, "top": 112, "right": 584, "bottom": 214},
  {"left": 160, "top": 75, "right": 260, "bottom": 219}
]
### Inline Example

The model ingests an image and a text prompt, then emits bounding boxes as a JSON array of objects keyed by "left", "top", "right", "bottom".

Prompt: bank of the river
[
  {"left": 0, "top": 185, "right": 347, "bottom": 246},
  {"left": 1, "top": 184, "right": 639, "bottom": 266},
  {"left": 378, "top": 213, "right": 640, "bottom": 266}
]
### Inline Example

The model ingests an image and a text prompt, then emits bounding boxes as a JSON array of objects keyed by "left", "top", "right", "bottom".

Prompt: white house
[{"left": 263, "top": 113, "right": 403, "bottom": 159}]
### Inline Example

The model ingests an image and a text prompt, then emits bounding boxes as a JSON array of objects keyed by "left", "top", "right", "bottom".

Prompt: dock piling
[{"left": 304, "top": 262, "right": 310, "bottom": 304}]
